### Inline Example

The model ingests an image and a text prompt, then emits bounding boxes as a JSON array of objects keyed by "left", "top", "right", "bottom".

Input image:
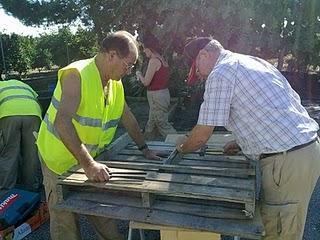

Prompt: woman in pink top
[{"left": 136, "top": 34, "right": 176, "bottom": 139}]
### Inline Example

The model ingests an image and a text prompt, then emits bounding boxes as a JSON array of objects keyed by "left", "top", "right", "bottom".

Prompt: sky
[{"left": 0, "top": 8, "right": 69, "bottom": 37}]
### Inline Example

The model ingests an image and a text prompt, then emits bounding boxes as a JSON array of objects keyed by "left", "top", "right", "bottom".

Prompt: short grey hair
[{"left": 203, "top": 39, "right": 224, "bottom": 53}]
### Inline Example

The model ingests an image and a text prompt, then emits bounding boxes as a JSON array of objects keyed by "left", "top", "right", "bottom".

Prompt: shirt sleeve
[{"left": 197, "top": 65, "right": 236, "bottom": 126}]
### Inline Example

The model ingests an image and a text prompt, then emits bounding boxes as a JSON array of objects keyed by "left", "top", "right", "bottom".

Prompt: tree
[
  {"left": 0, "top": 33, "right": 10, "bottom": 75},
  {"left": 32, "top": 47, "right": 53, "bottom": 71},
  {"left": 6, "top": 34, "right": 35, "bottom": 76},
  {"left": 1, "top": 0, "right": 319, "bottom": 74}
]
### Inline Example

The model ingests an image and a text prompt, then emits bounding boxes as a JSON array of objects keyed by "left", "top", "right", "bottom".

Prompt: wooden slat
[
  {"left": 60, "top": 173, "right": 145, "bottom": 186},
  {"left": 108, "top": 155, "right": 249, "bottom": 169},
  {"left": 99, "top": 161, "right": 255, "bottom": 178},
  {"left": 176, "top": 159, "right": 249, "bottom": 169},
  {"left": 95, "top": 133, "right": 132, "bottom": 161},
  {"left": 128, "top": 141, "right": 175, "bottom": 147},
  {"left": 141, "top": 192, "right": 154, "bottom": 208},
  {"left": 55, "top": 198, "right": 264, "bottom": 239},
  {"left": 67, "top": 166, "right": 147, "bottom": 175},
  {"left": 107, "top": 155, "right": 163, "bottom": 164},
  {"left": 60, "top": 172, "right": 253, "bottom": 203},
  {"left": 61, "top": 189, "right": 246, "bottom": 219},
  {"left": 182, "top": 154, "right": 247, "bottom": 162},
  {"left": 146, "top": 172, "right": 254, "bottom": 191},
  {"left": 141, "top": 180, "right": 254, "bottom": 204},
  {"left": 119, "top": 149, "right": 248, "bottom": 163}
]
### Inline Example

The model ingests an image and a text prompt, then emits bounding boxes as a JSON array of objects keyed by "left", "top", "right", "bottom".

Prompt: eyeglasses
[{"left": 121, "top": 58, "right": 135, "bottom": 71}]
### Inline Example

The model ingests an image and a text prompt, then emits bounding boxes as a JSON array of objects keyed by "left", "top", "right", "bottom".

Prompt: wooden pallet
[{"left": 56, "top": 133, "right": 264, "bottom": 239}]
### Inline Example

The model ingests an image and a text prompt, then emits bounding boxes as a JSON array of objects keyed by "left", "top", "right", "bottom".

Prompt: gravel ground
[{"left": 24, "top": 99, "right": 320, "bottom": 240}]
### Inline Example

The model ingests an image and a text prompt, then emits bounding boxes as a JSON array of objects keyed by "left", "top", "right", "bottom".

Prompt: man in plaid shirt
[{"left": 177, "top": 37, "right": 320, "bottom": 240}]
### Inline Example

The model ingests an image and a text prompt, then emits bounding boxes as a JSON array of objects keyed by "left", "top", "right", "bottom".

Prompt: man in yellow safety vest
[
  {"left": 0, "top": 78, "right": 42, "bottom": 192},
  {"left": 37, "top": 31, "right": 160, "bottom": 240}
]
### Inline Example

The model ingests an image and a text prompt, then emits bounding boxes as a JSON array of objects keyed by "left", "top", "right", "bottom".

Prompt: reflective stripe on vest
[
  {"left": 0, "top": 85, "right": 36, "bottom": 95},
  {"left": 51, "top": 96, "right": 120, "bottom": 130},
  {"left": 0, "top": 95, "right": 37, "bottom": 105},
  {"left": 43, "top": 113, "right": 99, "bottom": 153}
]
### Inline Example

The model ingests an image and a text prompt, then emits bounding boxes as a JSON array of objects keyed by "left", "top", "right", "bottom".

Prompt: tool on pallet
[
  {"left": 163, "top": 148, "right": 182, "bottom": 165},
  {"left": 163, "top": 135, "right": 185, "bottom": 165},
  {"left": 163, "top": 142, "right": 208, "bottom": 165}
]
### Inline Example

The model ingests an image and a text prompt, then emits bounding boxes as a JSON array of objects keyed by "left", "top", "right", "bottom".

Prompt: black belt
[{"left": 260, "top": 138, "right": 318, "bottom": 160}]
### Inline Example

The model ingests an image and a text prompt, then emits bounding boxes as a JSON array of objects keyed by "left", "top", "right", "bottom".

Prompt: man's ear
[
  {"left": 108, "top": 50, "right": 118, "bottom": 60},
  {"left": 199, "top": 49, "right": 210, "bottom": 59}
]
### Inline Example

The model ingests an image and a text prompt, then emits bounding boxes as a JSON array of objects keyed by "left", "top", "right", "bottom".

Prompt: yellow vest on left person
[
  {"left": 0, "top": 79, "right": 42, "bottom": 119},
  {"left": 37, "top": 57, "right": 125, "bottom": 175}
]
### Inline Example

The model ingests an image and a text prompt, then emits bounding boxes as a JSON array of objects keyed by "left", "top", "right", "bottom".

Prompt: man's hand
[
  {"left": 223, "top": 140, "right": 241, "bottom": 155},
  {"left": 83, "top": 161, "right": 111, "bottom": 182},
  {"left": 142, "top": 148, "right": 161, "bottom": 160}
]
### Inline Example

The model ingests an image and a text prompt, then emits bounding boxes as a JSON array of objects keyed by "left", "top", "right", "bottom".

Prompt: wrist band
[{"left": 138, "top": 144, "right": 148, "bottom": 151}]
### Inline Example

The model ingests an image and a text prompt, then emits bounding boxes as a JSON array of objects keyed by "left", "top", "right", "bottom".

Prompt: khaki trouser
[
  {"left": 0, "top": 116, "right": 42, "bottom": 191},
  {"left": 41, "top": 159, "right": 126, "bottom": 240},
  {"left": 145, "top": 89, "right": 176, "bottom": 139},
  {"left": 260, "top": 139, "right": 320, "bottom": 240}
]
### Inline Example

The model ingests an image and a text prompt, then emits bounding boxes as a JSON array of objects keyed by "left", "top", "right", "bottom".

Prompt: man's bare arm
[
  {"left": 121, "top": 103, "right": 160, "bottom": 160},
  {"left": 54, "top": 70, "right": 110, "bottom": 181},
  {"left": 176, "top": 124, "right": 214, "bottom": 153}
]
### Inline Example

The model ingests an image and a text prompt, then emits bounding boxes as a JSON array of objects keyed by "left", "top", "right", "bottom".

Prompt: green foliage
[
  {"left": 6, "top": 34, "right": 35, "bottom": 76},
  {"left": 0, "top": 0, "right": 80, "bottom": 25},
  {"left": 1, "top": 0, "right": 320, "bottom": 94},
  {"left": 32, "top": 48, "right": 53, "bottom": 70}
]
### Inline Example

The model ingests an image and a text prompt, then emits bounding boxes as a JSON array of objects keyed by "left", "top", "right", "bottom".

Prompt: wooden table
[{"left": 55, "top": 133, "right": 265, "bottom": 239}]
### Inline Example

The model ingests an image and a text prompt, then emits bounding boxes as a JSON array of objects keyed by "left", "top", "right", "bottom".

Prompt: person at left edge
[
  {"left": 0, "top": 78, "right": 43, "bottom": 192},
  {"left": 37, "top": 30, "right": 160, "bottom": 240}
]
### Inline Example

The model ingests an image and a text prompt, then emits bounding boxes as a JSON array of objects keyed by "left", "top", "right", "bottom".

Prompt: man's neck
[{"left": 95, "top": 53, "right": 110, "bottom": 87}]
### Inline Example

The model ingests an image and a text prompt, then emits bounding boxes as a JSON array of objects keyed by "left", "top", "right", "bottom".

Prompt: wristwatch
[{"left": 138, "top": 143, "right": 148, "bottom": 151}]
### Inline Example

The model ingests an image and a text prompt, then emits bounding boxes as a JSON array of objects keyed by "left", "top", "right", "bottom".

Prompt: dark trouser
[{"left": 0, "top": 115, "right": 42, "bottom": 191}]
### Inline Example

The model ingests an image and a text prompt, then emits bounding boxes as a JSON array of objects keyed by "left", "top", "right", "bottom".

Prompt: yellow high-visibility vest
[
  {"left": 37, "top": 57, "right": 125, "bottom": 174},
  {"left": 0, "top": 79, "right": 42, "bottom": 119}
]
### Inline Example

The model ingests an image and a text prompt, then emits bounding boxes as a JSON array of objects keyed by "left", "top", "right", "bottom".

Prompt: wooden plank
[
  {"left": 60, "top": 173, "right": 253, "bottom": 203},
  {"left": 60, "top": 173, "right": 145, "bottom": 187},
  {"left": 118, "top": 149, "right": 248, "bottom": 164},
  {"left": 55, "top": 198, "right": 264, "bottom": 239},
  {"left": 118, "top": 149, "right": 172, "bottom": 158},
  {"left": 165, "top": 133, "right": 235, "bottom": 145},
  {"left": 99, "top": 161, "right": 255, "bottom": 178},
  {"left": 128, "top": 141, "right": 175, "bottom": 147},
  {"left": 141, "top": 192, "right": 154, "bottom": 208},
  {"left": 245, "top": 202, "right": 256, "bottom": 218},
  {"left": 126, "top": 144, "right": 226, "bottom": 154},
  {"left": 154, "top": 200, "right": 246, "bottom": 219},
  {"left": 95, "top": 133, "right": 132, "bottom": 161},
  {"left": 62, "top": 189, "right": 247, "bottom": 219},
  {"left": 107, "top": 155, "right": 163, "bottom": 164},
  {"left": 182, "top": 154, "right": 247, "bottom": 162},
  {"left": 146, "top": 172, "right": 254, "bottom": 191},
  {"left": 67, "top": 166, "right": 147, "bottom": 175},
  {"left": 156, "top": 195, "right": 244, "bottom": 210},
  {"left": 176, "top": 159, "right": 249, "bottom": 169},
  {"left": 141, "top": 180, "right": 254, "bottom": 204}
]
